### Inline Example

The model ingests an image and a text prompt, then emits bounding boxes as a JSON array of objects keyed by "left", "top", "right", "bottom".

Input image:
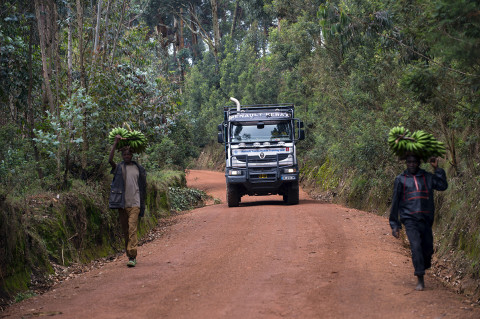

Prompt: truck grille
[{"left": 236, "top": 154, "right": 289, "bottom": 163}]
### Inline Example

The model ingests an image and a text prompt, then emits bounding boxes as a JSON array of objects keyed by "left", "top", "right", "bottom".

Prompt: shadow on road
[
  {"left": 237, "top": 199, "right": 324, "bottom": 207},
  {"left": 239, "top": 200, "right": 286, "bottom": 207}
]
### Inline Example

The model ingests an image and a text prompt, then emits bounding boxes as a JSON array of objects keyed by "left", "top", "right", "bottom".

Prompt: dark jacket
[
  {"left": 389, "top": 168, "right": 448, "bottom": 230},
  {"left": 109, "top": 161, "right": 147, "bottom": 217}
]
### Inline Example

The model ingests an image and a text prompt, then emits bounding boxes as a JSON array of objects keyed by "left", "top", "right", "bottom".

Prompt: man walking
[
  {"left": 389, "top": 155, "right": 448, "bottom": 290},
  {"left": 109, "top": 135, "right": 147, "bottom": 267}
]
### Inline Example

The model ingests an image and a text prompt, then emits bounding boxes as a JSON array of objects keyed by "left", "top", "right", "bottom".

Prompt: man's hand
[
  {"left": 429, "top": 157, "right": 438, "bottom": 170},
  {"left": 392, "top": 228, "right": 400, "bottom": 239},
  {"left": 109, "top": 135, "right": 126, "bottom": 168},
  {"left": 114, "top": 134, "right": 125, "bottom": 142}
]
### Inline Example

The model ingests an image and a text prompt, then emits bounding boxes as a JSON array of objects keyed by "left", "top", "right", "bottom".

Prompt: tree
[
  {"left": 211, "top": 0, "right": 221, "bottom": 57},
  {"left": 34, "top": 0, "right": 56, "bottom": 114}
]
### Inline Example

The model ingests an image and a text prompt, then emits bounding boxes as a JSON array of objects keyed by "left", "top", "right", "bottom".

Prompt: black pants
[{"left": 404, "top": 219, "right": 434, "bottom": 276}]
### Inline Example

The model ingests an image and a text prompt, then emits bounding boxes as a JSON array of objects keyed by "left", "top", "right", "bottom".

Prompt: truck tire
[
  {"left": 283, "top": 182, "right": 299, "bottom": 205},
  {"left": 227, "top": 183, "right": 240, "bottom": 207}
]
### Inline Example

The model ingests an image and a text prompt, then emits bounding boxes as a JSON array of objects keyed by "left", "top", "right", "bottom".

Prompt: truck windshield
[{"left": 230, "top": 122, "right": 292, "bottom": 142}]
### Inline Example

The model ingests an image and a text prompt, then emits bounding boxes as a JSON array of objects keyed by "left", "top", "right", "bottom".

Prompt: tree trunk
[
  {"left": 34, "top": 0, "right": 55, "bottom": 114},
  {"left": 75, "top": 0, "right": 88, "bottom": 177},
  {"left": 63, "top": 148, "right": 71, "bottom": 189},
  {"left": 93, "top": 0, "right": 103, "bottom": 59},
  {"left": 173, "top": 16, "right": 184, "bottom": 81},
  {"left": 111, "top": 0, "right": 128, "bottom": 65},
  {"left": 8, "top": 92, "right": 17, "bottom": 122},
  {"left": 53, "top": 1, "right": 62, "bottom": 177},
  {"left": 210, "top": 0, "right": 220, "bottom": 57},
  {"left": 53, "top": 1, "right": 60, "bottom": 115},
  {"left": 67, "top": 3, "right": 73, "bottom": 97},
  {"left": 102, "top": 0, "right": 112, "bottom": 65},
  {"left": 76, "top": 0, "right": 86, "bottom": 89},
  {"left": 179, "top": 8, "right": 184, "bottom": 50},
  {"left": 27, "top": 21, "right": 43, "bottom": 180},
  {"left": 263, "top": 24, "right": 268, "bottom": 57},
  {"left": 189, "top": 3, "right": 198, "bottom": 59},
  {"left": 230, "top": 0, "right": 239, "bottom": 36},
  {"left": 183, "top": 6, "right": 216, "bottom": 59},
  {"left": 174, "top": 16, "right": 180, "bottom": 49}
]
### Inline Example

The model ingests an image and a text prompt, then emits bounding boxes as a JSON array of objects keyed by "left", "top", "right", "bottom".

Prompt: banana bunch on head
[
  {"left": 388, "top": 126, "right": 446, "bottom": 161},
  {"left": 108, "top": 127, "right": 147, "bottom": 154}
]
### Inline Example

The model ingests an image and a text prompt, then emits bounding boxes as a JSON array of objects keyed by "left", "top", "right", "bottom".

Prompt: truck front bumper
[{"left": 225, "top": 167, "right": 298, "bottom": 195}]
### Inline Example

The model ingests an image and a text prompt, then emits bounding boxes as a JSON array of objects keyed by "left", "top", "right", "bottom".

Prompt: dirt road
[{"left": 2, "top": 170, "right": 479, "bottom": 318}]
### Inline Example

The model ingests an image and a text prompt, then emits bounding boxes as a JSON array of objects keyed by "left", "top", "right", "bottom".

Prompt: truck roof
[{"left": 224, "top": 104, "right": 295, "bottom": 122}]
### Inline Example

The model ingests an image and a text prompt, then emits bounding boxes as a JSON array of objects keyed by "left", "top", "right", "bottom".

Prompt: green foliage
[
  {"left": 183, "top": 53, "right": 225, "bottom": 147},
  {"left": 34, "top": 88, "right": 94, "bottom": 158},
  {"left": 168, "top": 187, "right": 208, "bottom": 211},
  {"left": 142, "top": 116, "right": 198, "bottom": 170},
  {"left": 0, "top": 4, "right": 42, "bottom": 122},
  {"left": 0, "top": 125, "right": 39, "bottom": 195},
  {"left": 399, "top": 63, "right": 438, "bottom": 103},
  {"left": 434, "top": 175, "right": 480, "bottom": 278},
  {"left": 301, "top": 157, "right": 340, "bottom": 191},
  {"left": 14, "top": 291, "right": 36, "bottom": 303}
]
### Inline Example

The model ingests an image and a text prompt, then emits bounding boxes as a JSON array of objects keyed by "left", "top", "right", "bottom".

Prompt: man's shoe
[{"left": 127, "top": 258, "right": 137, "bottom": 267}]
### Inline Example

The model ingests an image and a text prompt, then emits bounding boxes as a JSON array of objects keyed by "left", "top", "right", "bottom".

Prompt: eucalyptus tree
[{"left": 144, "top": 0, "right": 210, "bottom": 61}]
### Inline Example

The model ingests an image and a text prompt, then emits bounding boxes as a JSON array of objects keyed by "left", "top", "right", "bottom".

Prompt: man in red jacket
[{"left": 389, "top": 154, "right": 448, "bottom": 291}]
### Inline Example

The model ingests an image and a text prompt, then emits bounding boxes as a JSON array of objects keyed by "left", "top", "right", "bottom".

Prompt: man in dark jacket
[
  {"left": 390, "top": 154, "right": 448, "bottom": 290},
  {"left": 109, "top": 135, "right": 147, "bottom": 267}
]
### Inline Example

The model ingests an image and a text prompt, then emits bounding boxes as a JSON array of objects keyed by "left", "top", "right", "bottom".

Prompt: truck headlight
[
  {"left": 229, "top": 170, "right": 243, "bottom": 176},
  {"left": 284, "top": 168, "right": 296, "bottom": 174}
]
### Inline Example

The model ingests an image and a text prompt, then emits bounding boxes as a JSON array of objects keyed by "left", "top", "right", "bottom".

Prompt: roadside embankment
[{"left": 0, "top": 170, "right": 206, "bottom": 308}]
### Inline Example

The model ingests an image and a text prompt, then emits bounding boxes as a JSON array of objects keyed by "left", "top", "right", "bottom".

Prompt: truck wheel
[
  {"left": 227, "top": 184, "right": 240, "bottom": 207},
  {"left": 284, "top": 182, "right": 299, "bottom": 205}
]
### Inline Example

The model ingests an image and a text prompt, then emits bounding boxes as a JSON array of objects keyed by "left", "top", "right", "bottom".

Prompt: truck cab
[{"left": 218, "top": 100, "right": 305, "bottom": 207}]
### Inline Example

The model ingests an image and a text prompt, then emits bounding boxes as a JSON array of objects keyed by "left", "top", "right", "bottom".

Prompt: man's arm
[
  {"left": 429, "top": 157, "right": 448, "bottom": 191},
  {"left": 389, "top": 177, "right": 402, "bottom": 238},
  {"left": 109, "top": 135, "right": 123, "bottom": 170},
  {"left": 429, "top": 157, "right": 436, "bottom": 168}
]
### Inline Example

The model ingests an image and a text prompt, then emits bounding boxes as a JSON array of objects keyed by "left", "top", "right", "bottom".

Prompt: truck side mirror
[
  {"left": 218, "top": 132, "right": 224, "bottom": 143},
  {"left": 218, "top": 123, "right": 223, "bottom": 131},
  {"left": 299, "top": 121, "right": 304, "bottom": 129},
  {"left": 299, "top": 129, "right": 305, "bottom": 140}
]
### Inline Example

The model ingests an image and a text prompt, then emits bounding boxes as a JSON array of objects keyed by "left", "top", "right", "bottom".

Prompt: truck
[{"left": 217, "top": 98, "right": 305, "bottom": 207}]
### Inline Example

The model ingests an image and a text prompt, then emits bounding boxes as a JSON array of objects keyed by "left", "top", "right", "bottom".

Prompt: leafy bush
[
  {"left": 168, "top": 187, "right": 208, "bottom": 212},
  {"left": 142, "top": 117, "right": 198, "bottom": 170}
]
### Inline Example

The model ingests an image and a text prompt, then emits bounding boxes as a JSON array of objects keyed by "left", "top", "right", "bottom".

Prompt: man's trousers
[
  {"left": 404, "top": 219, "right": 434, "bottom": 276},
  {"left": 119, "top": 207, "right": 140, "bottom": 258}
]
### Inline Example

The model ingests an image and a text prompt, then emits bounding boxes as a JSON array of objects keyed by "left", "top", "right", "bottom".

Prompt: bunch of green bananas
[
  {"left": 126, "top": 130, "right": 147, "bottom": 153},
  {"left": 388, "top": 126, "right": 446, "bottom": 161},
  {"left": 108, "top": 127, "right": 130, "bottom": 148},
  {"left": 108, "top": 127, "right": 147, "bottom": 153}
]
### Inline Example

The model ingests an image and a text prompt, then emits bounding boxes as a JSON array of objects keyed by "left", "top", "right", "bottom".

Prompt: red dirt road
[{"left": 2, "top": 170, "right": 479, "bottom": 318}]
